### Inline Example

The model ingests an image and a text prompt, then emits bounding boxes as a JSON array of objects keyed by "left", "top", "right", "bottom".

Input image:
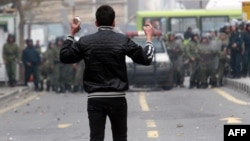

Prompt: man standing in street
[
  {"left": 228, "top": 23, "right": 243, "bottom": 78},
  {"left": 22, "top": 39, "right": 41, "bottom": 91},
  {"left": 60, "top": 5, "right": 154, "bottom": 141},
  {"left": 2, "top": 34, "right": 20, "bottom": 87}
]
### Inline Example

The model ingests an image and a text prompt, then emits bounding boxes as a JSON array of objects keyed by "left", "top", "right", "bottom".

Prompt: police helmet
[
  {"left": 224, "top": 22, "right": 231, "bottom": 28},
  {"left": 200, "top": 33, "right": 210, "bottom": 43},
  {"left": 174, "top": 33, "right": 184, "bottom": 41}
]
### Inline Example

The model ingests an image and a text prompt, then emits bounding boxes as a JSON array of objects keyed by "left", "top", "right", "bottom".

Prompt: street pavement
[
  {"left": 0, "top": 78, "right": 250, "bottom": 141},
  {"left": 0, "top": 86, "right": 29, "bottom": 102}
]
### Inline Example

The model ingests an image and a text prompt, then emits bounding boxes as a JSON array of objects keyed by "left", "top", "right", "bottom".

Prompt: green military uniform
[
  {"left": 217, "top": 33, "right": 229, "bottom": 86},
  {"left": 52, "top": 45, "right": 65, "bottom": 93},
  {"left": 62, "top": 63, "right": 76, "bottom": 92},
  {"left": 182, "top": 39, "right": 192, "bottom": 77},
  {"left": 199, "top": 40, "right": 216, "bottom": 88},
  {"left": 36, "top": 45, "right": 44, "bottom": 91},
  {"left": 43, "top": 45, "right": 54, "bottom": 91},
  {"left": 3, "top": 42, "right": 19, "bottom": 86},
  {"left": 166, "top": 39, "right": 185, "bottom": 87},
  {"left": 73, "top": 60, "right": 85, "bottom": 92},
  {"left": 208, "top": 38, "right": 220, "bottom": 87},
  {"left": 185, "top": 40, "right": 200, "bottom": 88}
]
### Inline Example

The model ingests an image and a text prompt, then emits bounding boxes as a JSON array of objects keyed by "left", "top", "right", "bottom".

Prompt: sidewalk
[
  {"left": 224, "top": 77, "right": 250, "bottom": 96},
  {"left": 0, "top": 85, "right": 30, "bottom": 102}
]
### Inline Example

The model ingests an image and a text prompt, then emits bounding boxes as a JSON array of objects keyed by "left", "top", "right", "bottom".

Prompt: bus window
[
  {"left": 143, "top": 17, "right": 162, "bottom": 30},
  {"left": 170, "top": 17, "right": 197, "bottom": 33},
  {"left": 200, "top": 16, "right": 229, "bottom": 33}
]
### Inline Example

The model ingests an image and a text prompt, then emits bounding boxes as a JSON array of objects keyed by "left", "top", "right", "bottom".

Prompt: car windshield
[{"left": 132, "top": 38, "right": 164, "bottom": 53}]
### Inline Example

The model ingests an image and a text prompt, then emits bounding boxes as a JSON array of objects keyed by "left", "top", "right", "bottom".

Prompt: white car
[{"left": 126, "top": 32, "right": 174, "bottom": 90}]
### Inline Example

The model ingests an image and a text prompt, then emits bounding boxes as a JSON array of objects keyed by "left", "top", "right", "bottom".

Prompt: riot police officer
[
  {"left": 22, "top": 39, "right": 41, "bottom": 91},
  {"left": 2, "top": 34, "right": 19, "bottom": 87},
  {"left": 166, "top": 33, "right": 185, "bottom": 87},
  {"left": 242, "top": 21, "right": 250, "bottom": 77},
  {"left": 199, "top": 36, "right": 211, "bottom": 88},
  {"left": 185, "top": 32, "right": 200, "bottom": 89},
  {"left": 228, "top": 22, "right": 243, "bottom": 78},
  {"left": 52, "top": 37, "right": 65, "bottom": 93},
  {"left": 217, "top": 31, "right": 230, "bottom": 86}
]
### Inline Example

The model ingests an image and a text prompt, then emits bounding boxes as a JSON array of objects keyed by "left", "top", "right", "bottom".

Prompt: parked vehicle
[{"left": 126, "top": 31, "right": 174, "bottom": 90}]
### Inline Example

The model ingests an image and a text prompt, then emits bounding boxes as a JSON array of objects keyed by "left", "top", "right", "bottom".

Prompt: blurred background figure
[
  {"left": 228, "top": 22, "right": 243, "bottom": 78},
  {"left": 242, "top": 21, "right": 250, "bottom": 77},
  {"left": 166, "top": 32, "right": 185, "bottom": 88},
  {"left": 52, "top": 36, "right": 65, "bottom": 93},
  {"left": 185, "top": 32, "right": 200, "bottom": 89},
  {"left": 2, "top": 34, "right": 20, "bottom": 87},
  {"left": 38, "top": 42, "right": 55, "bottom": 91},
  {"left": 35, "top": 39, "right": 42, "bottom": 55},
  {"left": 198, "top": 35, "right": 212, "bottom": 88},
  {"left": 217, "top": 31, "right": 230, "bottom": 86},
  {"left": 73, "top": 60, "right": 85, "bottom": 93},
  {"left": 22, "top": 39, "right": 41, "bottom": 91}
]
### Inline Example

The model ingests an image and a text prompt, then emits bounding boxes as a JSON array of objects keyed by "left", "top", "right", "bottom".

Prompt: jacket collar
[{"left": 98, "top": 26, "right": 114, "bottom": 31}]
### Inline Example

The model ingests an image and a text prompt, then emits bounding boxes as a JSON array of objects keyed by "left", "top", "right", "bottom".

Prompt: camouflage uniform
[
  {"left": 73, "top": 60, "right": 85, "bottom": 92},
  {"left": 199, "top": 37, "right": 216, "bottom": 88},
  {"left": 217, "top": 33, "right": 229, "bottom": 86},
  {"left": 185, "top": 35, "right": 200, "bottom": 89},
  {"left": 63, "top": 63, "right": 76, "bottom": 92},
  {"left": 2, "top": 34, "right": 19, "bottom": 86},
  {"left": 166, "top": 37, "right": 184, "bottom": 87},
  {"left": 41, "top": 42, "right": 54, "bottom": 91}
]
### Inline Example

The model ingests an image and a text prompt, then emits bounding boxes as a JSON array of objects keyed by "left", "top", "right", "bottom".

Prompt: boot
[
  {"left": 52, "top": 85, "right": 56, "bottom": 92},
  {"left": 210, "top": 81, "right": 217, "bottom": 88},
  {"left": 196, "top": 81, "right": 201, "bottom": 89},
  {"left": 73, "top": 85, "right": 79, "bottom": 93},
  {"left": 39, "top": 81, "right": 44, "bottom": 91},
  {"left": 200, "top": 83, "right": 208, "bottom": 89},
  {"left": 189, "top": 82, "right": 195, "bottom": 89},
  {"left": 46, "top": 83, "right": 51, "bottom": 91},
  {"left": 60, "top": 86, "right": 66, "bottom": 93},
  {"left": 218, "top": 80, "right": 223, "bottom": 87}
]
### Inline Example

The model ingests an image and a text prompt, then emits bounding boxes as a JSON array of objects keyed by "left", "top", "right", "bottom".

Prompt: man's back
[
  {"left": 59, "top": 5, "right": 155, "bottom": 141},
  {"left": 61, "top": 26, "right": 153, "bottom": 94}
]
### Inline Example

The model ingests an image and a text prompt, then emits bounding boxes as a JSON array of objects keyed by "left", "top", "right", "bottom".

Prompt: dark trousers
[
  {"left": 242, "top": 49, "right": 250, "bottom": 76},
  {"left": 87, "top": 97, "right": 127, "bottom": 141},
  {"left": 24, "top": 65, "right": 39, "bottom": 89},
  {"left": 230, "top": 52, "right": 242, "bottom": 78}
]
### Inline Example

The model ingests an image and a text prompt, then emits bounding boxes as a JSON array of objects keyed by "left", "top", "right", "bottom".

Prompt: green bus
[{"left": 136, "top": 9, "right": 242, "bottom": 35}]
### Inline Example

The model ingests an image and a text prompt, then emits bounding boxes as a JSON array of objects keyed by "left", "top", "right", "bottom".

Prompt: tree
[{"left": 0, "top": 0, "right": 42, "bottom": 49}]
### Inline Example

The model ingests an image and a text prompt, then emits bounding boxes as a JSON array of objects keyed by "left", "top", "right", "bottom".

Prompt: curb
[
  {"left": 0, "top": 87, "right": 30, "bottom": 102},
  {"left": 223, "top": 78, "right": 250, "bottom": 96}
]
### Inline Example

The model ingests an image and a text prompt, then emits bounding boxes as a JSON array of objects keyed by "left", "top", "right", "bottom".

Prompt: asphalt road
[{"left": 0, "top": 86, "right": 250, "bottom": 141}]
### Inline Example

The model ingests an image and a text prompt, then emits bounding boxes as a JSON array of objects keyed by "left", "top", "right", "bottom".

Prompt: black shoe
[
  {"left": 218, "top": 80, "right": 224, "bottom": 87},
  {"left": 179, "top": 84, "right": 185, "bottom": 88},
  {"left": 189, "top": 84, "right": 195, "bottom": 89}
]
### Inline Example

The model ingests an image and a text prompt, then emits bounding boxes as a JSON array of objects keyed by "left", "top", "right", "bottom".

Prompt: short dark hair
[
  {"left": 96, "top": 5, "right": 115, "bottom": 26},
  {"left": 7, "top": 34, "right": 15, "bottom": 42}
]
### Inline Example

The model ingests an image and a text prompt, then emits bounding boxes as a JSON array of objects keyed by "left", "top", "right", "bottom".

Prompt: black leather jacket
[{"left": 60, "top": 26, "right": 154, "bottom": 95}]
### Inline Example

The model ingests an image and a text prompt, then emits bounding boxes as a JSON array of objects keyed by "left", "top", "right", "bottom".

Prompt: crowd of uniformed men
[
  {"left": 2, "top": 35, "right": 85, "bottom": 93},
  {"left": 165, "top": 20, "right": 250, "bottom": 89},
  {"left": 2, "top": 19, "right": 250, "bottom": 92}
]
